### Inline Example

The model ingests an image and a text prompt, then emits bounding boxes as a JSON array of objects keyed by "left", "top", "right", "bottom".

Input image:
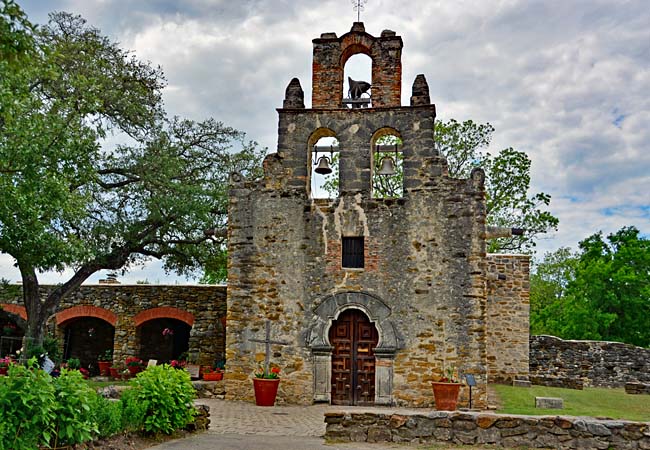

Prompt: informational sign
[
  {"left": 147, "top": 359, "right": 158, "bottom": 368},
  {"left": 41, "top": 356, "right": 55, "bottom": 374},
  {"left": 464, "top": 374, "right": 477, "bottom": 386},
  {"left": 186, "top": 364, "right": 200, "bottom": 379}
]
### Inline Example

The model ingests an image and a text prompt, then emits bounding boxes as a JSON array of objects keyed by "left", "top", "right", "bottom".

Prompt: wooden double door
[{"left": 329, "top": 309, "right": 379, "bottom": 405}]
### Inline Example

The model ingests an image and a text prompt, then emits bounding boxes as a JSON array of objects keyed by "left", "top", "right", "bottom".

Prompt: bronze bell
[
  {"left": 314, "top": 156, "right": 333, "bottom": 175},
  {"left": 377, "top": 156, "right": 396, "bottom": 176}
]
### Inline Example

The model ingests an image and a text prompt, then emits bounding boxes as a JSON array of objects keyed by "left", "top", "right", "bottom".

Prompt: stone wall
[
  {"left": 486, "top": 254, "right": 530, "bottom": 383},
  {"left": 227, "top": 78, "right": 490, "bottom": 407},
  {"left": 530, "top": 335, "right": 650, "bottom": 388},
  {"left": 0, "top": 285, "right": 226, "bottom": 366},
  {"left": 325, "top": 410, "right": 650, "bottom": 449},
  {"left": 311, "top": 23, "right": 402, "bottom": 108}
]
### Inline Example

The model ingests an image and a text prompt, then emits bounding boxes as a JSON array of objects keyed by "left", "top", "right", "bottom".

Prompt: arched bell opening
[
  {"left": 61, "top": 317, "right": 115, "bottom": 375},
  {"left": 342, "top": 51, "right": 372, "bottom": 109},
  {"left": 308, "top": 128, "right": 340, "bottom": 200},
  {"left": 137, "top": 318, "right": 191, "bottom": 364},
  {"left": 0, "top": 310, "right": 26, "bottom": 357},
  {"left": 371, "top": 127, "right": 403, "bottom": 198}
]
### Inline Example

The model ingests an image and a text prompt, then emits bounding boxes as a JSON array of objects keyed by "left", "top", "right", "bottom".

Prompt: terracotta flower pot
[
  {"left": 98, "top": 361, "right": 111, "bottom": 376},
  {"left": 203, "top": 372, "right": 223, "bottom": 381},
  {"left": 253, "top": 378, "right": 280, "bottom": 406},
  {"left": 0, "top": 367, "right": 7, "bottom": 376},
  {"left": 431, "top": 382, "right": 461, "bottom": 411}
]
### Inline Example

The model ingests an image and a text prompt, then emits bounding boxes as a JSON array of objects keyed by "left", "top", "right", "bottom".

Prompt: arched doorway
[
  {"left": 61, "top": 317, "right": 115, "bottom": 374},
  {"left": 137, "top": 318, "right": 190, "bottom": 363},
  {"left": 329, "top": 309, "right": 378, "bottom": 405},
  {"left": 0, "top": 310, "right": 25, "bottom": 357}
]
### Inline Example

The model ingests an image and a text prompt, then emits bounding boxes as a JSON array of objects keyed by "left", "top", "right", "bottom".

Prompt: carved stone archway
[{"left": 306, "top": 291, "right": 401, "bottom": 405}]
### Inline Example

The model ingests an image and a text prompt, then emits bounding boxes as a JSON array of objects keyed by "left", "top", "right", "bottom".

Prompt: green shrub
[
  {"left": 66, "top": 357, "right": 81, "bottom": 369},
  {"left": 120, "top": 388, "right": 148, "bottom": 432},
  {"left": 43, "top": 336, "right": 62, "bottom": 364},
  {"left": 128, "top": 365, "right": 197, "bottom": 434},
  {"left": 0, "top": 360, "right": 56, "bottom": 450},
  {"left": 89, "top": 395, "right": 122, "bottom": 439},
  {"left": 50, "top": 369, "right": 98, "bottom": 447}
]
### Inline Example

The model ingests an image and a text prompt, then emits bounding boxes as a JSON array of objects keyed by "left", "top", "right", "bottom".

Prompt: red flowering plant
[
  {"left": 125, "top": 356, "right": 144, "bottom": 368},
  {"left": 0, "top": 356, "right": 13, "bottom": 369},
  {"left": 170, "top": 359, "right": 187, "bottom": 369},
  {"left": 254, "top": 364, "right": 280, "bottom": 379}
]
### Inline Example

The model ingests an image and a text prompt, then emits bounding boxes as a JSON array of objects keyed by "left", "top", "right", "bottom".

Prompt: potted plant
[
  {"left": 2, "top": 323, "right": 16, "bottom": 336},
  {"left": 431, "top": 367, "right": 462, "bottom": 411},
  {"left": 125, "top": 356, "right": 144, "bottom": 376},
  {"left": 109, "top": 361, "right": 125, "bottom": 379},
  {"left": 0, "top": 356, "right": 12, "bottom": 375},
  {"left": 202, "top": 361, "right": 225, "bottom": 381},
  {"left": 252, "top": 364, "right": 281, "bottom": 406},
  {"left": 97, "top": 349, "right": 113, "bottom": 376}
]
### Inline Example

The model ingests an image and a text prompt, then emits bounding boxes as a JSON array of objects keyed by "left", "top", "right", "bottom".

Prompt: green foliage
[
  {"left": 66, "top": 357, "right": 81, "bottom": 369},
  {"left": 43, "top": 336, "right": 62, "bottom": 364},
  {"left": 0, "top": 8, "right": 265, "bottom": 342},
  {"left": 0, "top": 360, "right": 56, "bottom": 450},
  {"left": 0, "top": 0, "right": 34, "bottom": 66},
  {"left": 530, "top": 247, "right": 578, "bottom": 336},
  {"left": 493, "top": 384, "right": 650, "bottom": 421},
  {"left": 50, "top": 369, "right": 98, "bottom": 446},
  {"left": 127, "top": 365, "right": 197, "bottom": 434},
  {"left": 530, "top": 226, "right": 650, "bottom": 347},
  {"left": 119, "top": 388, "right": 148, "bottom": 432},
  {"left": 89, "top": 395, "right": 122, "bottom": 439},
  {"left": 435, "top": 119, "right": 558, "bottom": 253}
]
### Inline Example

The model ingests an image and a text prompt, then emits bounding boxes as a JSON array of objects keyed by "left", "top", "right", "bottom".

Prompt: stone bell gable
[{"left": 226, "top": 22, "right": 529, "bottom": 407}]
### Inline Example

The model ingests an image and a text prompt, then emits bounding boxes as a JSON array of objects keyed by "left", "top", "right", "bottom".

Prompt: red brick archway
[
  {"left": 0, "top": 303, "right": 27, "bottom": 321},
  {"left": 56, "top": 305, "right": 118, "bottom": 326},
  {"left": 133, "top": 307, "right": 194, "bottom": 327}
]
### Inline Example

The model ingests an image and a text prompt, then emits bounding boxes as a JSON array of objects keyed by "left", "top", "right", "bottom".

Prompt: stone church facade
[{"left": 225, "top": 23, "right": 530, "bottom": 407}]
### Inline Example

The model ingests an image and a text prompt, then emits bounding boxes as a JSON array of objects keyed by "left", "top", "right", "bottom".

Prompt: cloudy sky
[{"left": 3, "top": 0, "right": 649, "bottom": 284}]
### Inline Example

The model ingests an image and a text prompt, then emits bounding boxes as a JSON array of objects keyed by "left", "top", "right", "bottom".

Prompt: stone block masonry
[
  {"left": 486, "top": 254, "right": 530, "bottom": 383},
  {"left": 325, "top": 410, "right": 650, "bottom": 449},
  {"left": 1, "top": 285, "right": 226, "bottom": 366},
  {"left": 530, "top": 335, "right": 650, "bottom": 388}
]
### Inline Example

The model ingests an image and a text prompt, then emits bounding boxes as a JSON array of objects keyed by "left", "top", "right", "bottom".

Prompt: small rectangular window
[{"left": 342, "top": 237, "right": 364, "bottom": 269}]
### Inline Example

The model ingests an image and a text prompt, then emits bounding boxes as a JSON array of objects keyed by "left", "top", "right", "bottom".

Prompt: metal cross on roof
[
  {"left": 351, "top": 0, "right": 368, "bottom": 22},
  {"left": 248, "top": 320, "right": 289, "bottom": 375}
]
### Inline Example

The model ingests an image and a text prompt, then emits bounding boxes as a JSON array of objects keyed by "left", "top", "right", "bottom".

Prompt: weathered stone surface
[
  {"left": 530, "top": 335, "right": 650, "bottom": 388},
  {"left": 535, "top": 396, "right": 564, "bottom": 409},
  {"left": 367, "top": 426, "right": 391, "bottom": 442},
  {"left": 1, "top": 285, "right": 226, "bottom": 369},
  {"left": 325, "top": 410, "right": 650, "bottom": 449},
  {"left": 224, "top": 22, "right": 530, "bottom": 408}
]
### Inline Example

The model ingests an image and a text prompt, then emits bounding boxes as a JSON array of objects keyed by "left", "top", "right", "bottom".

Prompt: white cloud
[{"left": 6, "top": 0, "right": 649, "bottom": 283}]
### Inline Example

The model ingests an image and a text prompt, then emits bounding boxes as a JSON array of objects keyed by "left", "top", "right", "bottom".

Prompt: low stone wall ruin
[
  {"left": 530, "top": 335, "right": 650, "bottom": 388},
  {"left": 324, "top": 410, "right": 650, "bottom": 449}
]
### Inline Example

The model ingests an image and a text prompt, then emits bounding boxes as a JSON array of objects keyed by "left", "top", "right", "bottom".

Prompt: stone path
[
  {"left": 149, "top": 400, "right": 440, "bottom": 449},
  {"left": 199, "top": 399, "right": 334, "bottom": 436}
]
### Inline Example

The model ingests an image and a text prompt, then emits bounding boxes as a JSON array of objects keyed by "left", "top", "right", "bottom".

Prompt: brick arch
[
  {"left": 57, "top": 305, "right": 117, "bottom": 327},
  {"left": 1, "top": 303, "right": 27, "bottom": 320},
  {"left": 133, "top": 307, "right": 194, "bottom": 327}
]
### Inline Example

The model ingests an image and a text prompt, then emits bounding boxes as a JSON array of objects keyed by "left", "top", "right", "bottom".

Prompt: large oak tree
[{"left": 1, "top": 3, "right": 263, "bottom": 342}]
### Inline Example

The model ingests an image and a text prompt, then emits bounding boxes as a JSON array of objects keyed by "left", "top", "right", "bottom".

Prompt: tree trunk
[{"left": 20, "top": 264, "right": 47, "bottom": 345}]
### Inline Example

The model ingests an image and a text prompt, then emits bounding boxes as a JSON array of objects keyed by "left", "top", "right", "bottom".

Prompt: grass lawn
[{"left": 492, "top": 384, "right": 650, "bottom": 422}]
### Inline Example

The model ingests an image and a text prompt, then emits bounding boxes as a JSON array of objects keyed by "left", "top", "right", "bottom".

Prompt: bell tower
[
  {"left": 311, "top": 22, "right": 403, "bottom": 108},
  {"left": 226, "top": 22, "right": 503, "bottom": 409}
]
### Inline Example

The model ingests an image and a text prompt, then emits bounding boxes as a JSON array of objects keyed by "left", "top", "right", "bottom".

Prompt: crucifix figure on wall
[{"left": 249, "top": 320, "right": 289, "bottom": 375}]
